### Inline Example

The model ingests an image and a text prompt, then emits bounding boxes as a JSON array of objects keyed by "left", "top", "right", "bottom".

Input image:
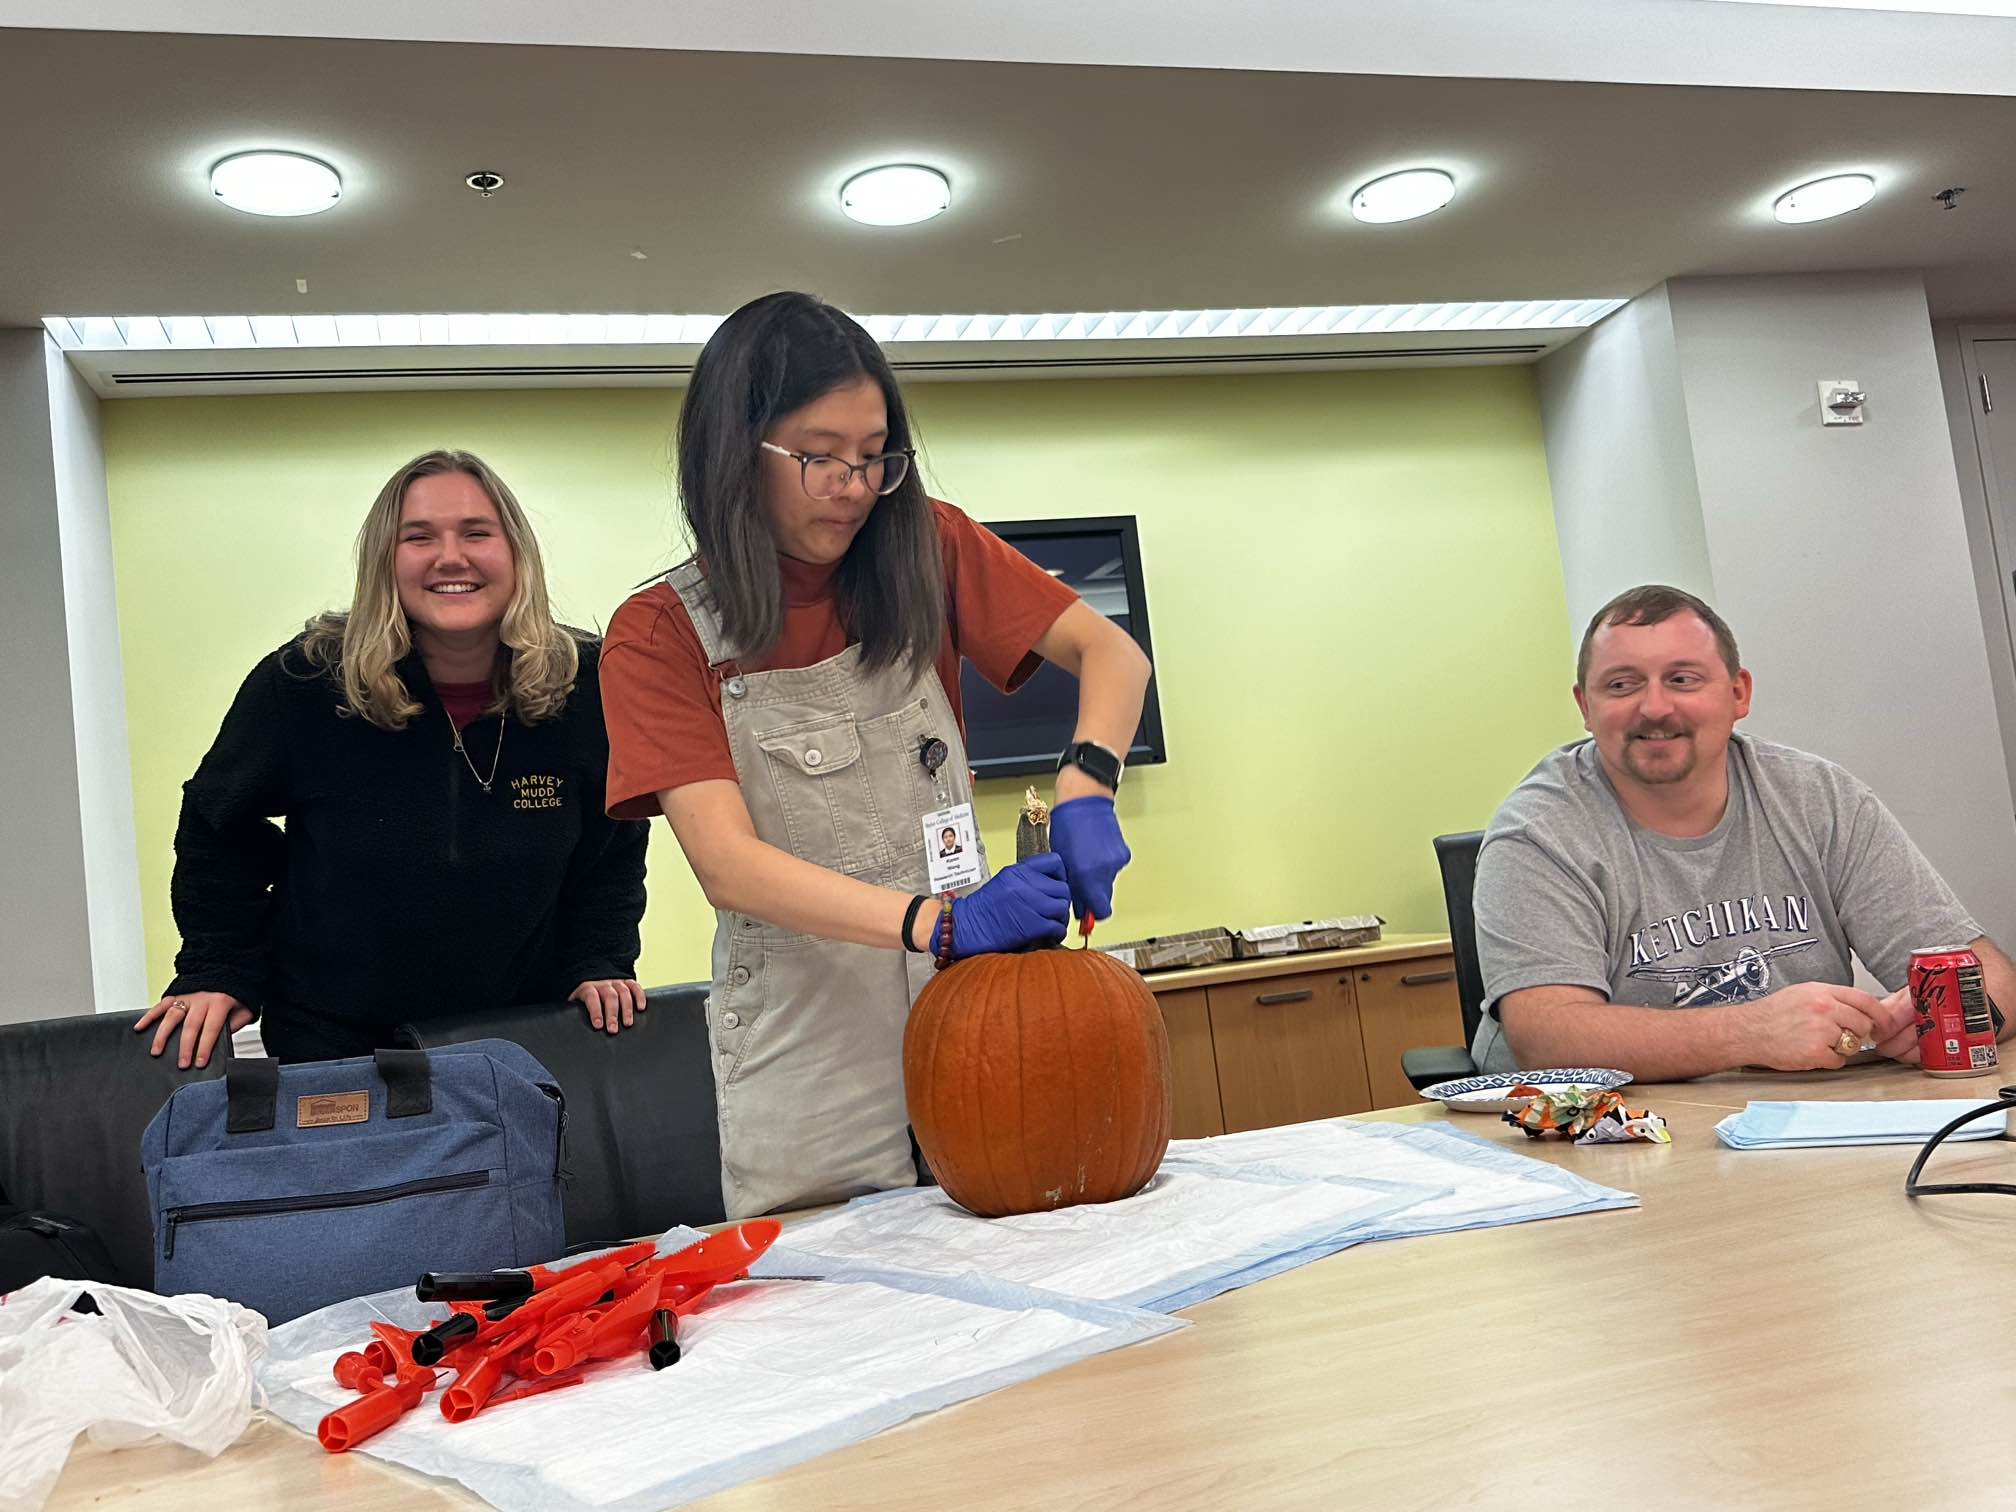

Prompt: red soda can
[{"left": 1908, "top": 945, "right": 2000, "bottom": 1078}]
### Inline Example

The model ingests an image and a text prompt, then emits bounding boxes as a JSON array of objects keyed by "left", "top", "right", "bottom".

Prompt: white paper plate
[{"left": 1419, "top": 1068, "right": 1633, "bottom": 1114}]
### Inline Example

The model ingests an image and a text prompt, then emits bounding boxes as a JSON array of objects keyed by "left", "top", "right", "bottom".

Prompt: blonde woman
[{"left": 136, "top": 450, "right": 649, "bottom": 1067}]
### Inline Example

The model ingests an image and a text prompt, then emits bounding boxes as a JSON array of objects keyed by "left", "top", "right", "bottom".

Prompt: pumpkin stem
[
  {"left": 1015, "top": 786, "right": 1052, "bottom": 862},
  {"left": 1013, "top": 788, "right": 1068, "bottom": 951}
]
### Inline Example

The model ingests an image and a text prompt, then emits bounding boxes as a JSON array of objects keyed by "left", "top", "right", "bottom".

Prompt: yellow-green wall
[{"left": 103, "top": 368, "right": 1582, "bottom": 995}]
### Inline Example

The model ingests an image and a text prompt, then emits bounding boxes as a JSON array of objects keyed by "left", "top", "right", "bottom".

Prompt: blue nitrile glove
[
  {"left": 948, "top": 853, "right": 1072, "bottom": 958},
  {"left": 1050, "top": 796, "right": 1131, "bottom": 925}
]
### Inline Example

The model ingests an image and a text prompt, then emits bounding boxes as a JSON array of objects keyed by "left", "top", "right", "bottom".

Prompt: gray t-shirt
[{"left": 1469, "top": 733, "right": 1980, "bottom": 1073}]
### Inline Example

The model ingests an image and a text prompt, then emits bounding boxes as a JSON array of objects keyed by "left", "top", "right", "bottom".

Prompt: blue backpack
[{"left": 141, "top": 1041, "right": 565, "bottom": 1324}]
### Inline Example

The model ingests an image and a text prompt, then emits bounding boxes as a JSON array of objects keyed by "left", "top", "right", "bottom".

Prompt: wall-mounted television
[{"left": 961, "top": 515, "right": 1167, "bottom": 781}]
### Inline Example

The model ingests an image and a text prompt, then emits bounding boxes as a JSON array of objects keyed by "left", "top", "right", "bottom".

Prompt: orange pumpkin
[{"left": 903, "top": 946, "right": 1173, "bottom": 1218}]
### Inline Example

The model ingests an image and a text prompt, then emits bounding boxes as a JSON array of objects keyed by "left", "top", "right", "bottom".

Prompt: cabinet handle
[
  {"left": 1400, "top": 970, "right": 1456, "bottom": 987},
  {"left": 1255, "top": 989, "right": 1314, "bottom": 1005}
]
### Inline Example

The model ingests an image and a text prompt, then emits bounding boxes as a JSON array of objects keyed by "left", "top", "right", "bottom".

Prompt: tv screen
[{"left": 960, "top": 515, "right": 1167, "bottom": 780}]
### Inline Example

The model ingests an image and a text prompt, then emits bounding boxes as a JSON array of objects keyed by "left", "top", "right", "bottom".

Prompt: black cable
[{"left": 1904, "top": 1084, "right": 2016, "bottom": 1198}]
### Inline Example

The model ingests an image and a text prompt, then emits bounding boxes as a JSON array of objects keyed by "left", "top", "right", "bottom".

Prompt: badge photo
[{"left": 924, "top": 803, "right": 983, "bottom": 893}]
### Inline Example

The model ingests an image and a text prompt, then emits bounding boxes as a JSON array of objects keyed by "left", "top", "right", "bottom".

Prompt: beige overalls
[{"left": 666, "top": 560, "right": 989, "bottom": 1219}]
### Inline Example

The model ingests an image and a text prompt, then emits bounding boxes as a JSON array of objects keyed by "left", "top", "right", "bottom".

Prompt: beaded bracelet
[{"left": 932, "top": 894, "right": 956, "bottom": 971}]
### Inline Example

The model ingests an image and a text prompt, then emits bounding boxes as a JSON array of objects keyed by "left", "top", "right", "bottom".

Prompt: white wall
[
  {"left": 1536, "top": 283, "right": 1714, "bottom": 646},
  {"left": 1666, "top": 270, "right": 2016, "bottom": 946},
  {"left": 1, "top": 331, "right": 98, "bottom": 1021},
  {"left": 18, "top": 0, "right": 2016, "bottom": 94},
  {"left": 0, "top": 330, "right": 147, "bottom": 1021},
  {"left": 1539, "top": 272, "right": 2016, "bottom": 950},
  {"left": 1933, "top": 316, "right": 2016, "bottom": 824},
  {"left": 48, "top": 337, "right": 150, "bottom": 1012}
]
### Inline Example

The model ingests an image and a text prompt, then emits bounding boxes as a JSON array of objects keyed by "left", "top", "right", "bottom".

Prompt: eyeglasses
[{"left": 759, "top": 441, "right": 915, "bottom": 500}]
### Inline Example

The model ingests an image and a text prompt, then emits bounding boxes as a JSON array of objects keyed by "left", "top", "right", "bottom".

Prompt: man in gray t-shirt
[{"left": 1471, "top": 585, "right": 2015, "bottom": 1080}]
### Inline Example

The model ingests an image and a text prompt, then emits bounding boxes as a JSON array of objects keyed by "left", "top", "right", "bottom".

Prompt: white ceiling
[
  {"left": 1, "top": 20, "right": 2012, "bottom": 342},
  {"left": 15, "top": 0, "right": 2016, "bottom": 94}
]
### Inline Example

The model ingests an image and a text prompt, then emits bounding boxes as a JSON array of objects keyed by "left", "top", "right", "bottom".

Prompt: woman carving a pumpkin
[{"left": 600, "top": 292, "right": 1152, "bottom": 1219}]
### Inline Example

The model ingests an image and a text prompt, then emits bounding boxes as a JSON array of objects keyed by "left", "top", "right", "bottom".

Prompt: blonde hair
[{"left": 301, "top": 450, "right": 580, "bottom": 729}]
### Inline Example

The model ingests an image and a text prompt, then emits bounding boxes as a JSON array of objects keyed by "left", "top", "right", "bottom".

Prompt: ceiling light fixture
[
  {"left": 44, "top": 300, "right": 1627, "bottom": 353},
  {"left": 839, "top": 165, "right": 951, "bottom": 227},
  {"left": 1349, "top": 168, "right": 1457, "bottom": 225},
  {"left": 1772, "top": 173, "right": 1876, "bottom": 224},
  {"left": 209, "top": 151, "right": 343, "bottom": 217}
]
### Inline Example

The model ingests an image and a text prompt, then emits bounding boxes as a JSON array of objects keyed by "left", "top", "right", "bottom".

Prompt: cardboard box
[
  {"left": 1097, "top": 927, "right": 1236, "bottom": 973},
  {"left": 1230, "top": 915, "right": 1384, "bottom": 959}
]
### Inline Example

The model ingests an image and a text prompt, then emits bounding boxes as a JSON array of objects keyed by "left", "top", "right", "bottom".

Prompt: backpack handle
[
  {"left": 224, "top": 1058, "right": 280, "bottom": 1133},
  {"left": 223, "top": 1049, "right": 433, "bottom": 1133},
  {"left": 372, "top": 1048, "right": 433, "bottom": 1118}
]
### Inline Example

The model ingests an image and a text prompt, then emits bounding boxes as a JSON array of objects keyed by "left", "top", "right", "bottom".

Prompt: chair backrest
[
  {"left": 1432, "top": 831, "right": 1487, "bottom": 1043},
  {"left": 0, "top": 1009, "right": 232, "bottom": 1287},
  {"left": 396, "top": 983, "right": 724, "bottom": 1245}
]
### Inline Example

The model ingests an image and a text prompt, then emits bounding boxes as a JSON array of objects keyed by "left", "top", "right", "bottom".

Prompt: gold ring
[{"left": 1835, "top": 1028, "right": 1861, "bottom": 1057}]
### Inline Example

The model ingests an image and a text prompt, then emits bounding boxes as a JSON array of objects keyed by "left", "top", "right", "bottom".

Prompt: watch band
[{"left": 1056, "top": 739, "right": 1123, "bottom": 790}]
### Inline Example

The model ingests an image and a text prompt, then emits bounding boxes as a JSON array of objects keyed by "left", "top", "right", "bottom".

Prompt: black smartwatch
[{"left": 1056, "top": 739, "right": 1124, "bottom": 790}]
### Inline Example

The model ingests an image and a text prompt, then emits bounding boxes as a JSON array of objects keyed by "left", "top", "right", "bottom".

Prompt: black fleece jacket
[{"left": 165, "top": 635, "right": 649, "bottom": 1029}]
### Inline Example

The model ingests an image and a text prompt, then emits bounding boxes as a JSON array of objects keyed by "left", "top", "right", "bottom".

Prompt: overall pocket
[{"left": 755, "top": 713, "right": 890, "bottom": 875}]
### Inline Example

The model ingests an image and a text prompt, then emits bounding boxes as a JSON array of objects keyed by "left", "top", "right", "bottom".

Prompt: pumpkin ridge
[
  {"left": 1071, "top": 954, "right": 1111, "bottom": 1201},
  {"left": 909, "top": 982, "right": 950, "bottom": 1192},
  {"left": 1048, "top": 947, "right": 1080, "bottom": 1209},
  {"left": 970, "top": 964, "right": 1002, "bottom": 1214},
  {"left": 1001, "top": 961, "right": 1035, "bottom": 1215},
  {"left": 927, "top": 988, "right": 970, "bottom": 1199},
  {"left": 929, "top": 974, "right": 981, "bottom": 1202}
]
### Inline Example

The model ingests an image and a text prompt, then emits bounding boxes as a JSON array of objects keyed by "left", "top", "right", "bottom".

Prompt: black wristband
[
  {"left": 1056, "top": 739, "right": 1123, "bottom": 790},
  {"left": 901, "top": 894, "right": 930, "bottom": 952}
]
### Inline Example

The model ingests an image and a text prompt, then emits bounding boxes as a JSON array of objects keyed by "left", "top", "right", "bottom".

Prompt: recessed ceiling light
[
  {"left": 210, "top": 151, "right": 342, "bottom": 217},
  {"left": 839, "top": 165, "right": 951, "bottom": 227},
  {"left": 1349, "top": 168, "right": 1457, "bottom": 225},
  {"left": 1772, "top": 173, "right": 1876, "bottom": 224}
]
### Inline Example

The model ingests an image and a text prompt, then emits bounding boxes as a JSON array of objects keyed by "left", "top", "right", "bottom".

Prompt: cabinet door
[
  {"left": 1156, "top": 986, "right": 1226, "bottom": 1139},
  {"left": 1205, "top": 973, "right": 1373, "bottom": 1133},
  {"left": 1353, "top": 956, "right": 1464, "bottom": 1111}
]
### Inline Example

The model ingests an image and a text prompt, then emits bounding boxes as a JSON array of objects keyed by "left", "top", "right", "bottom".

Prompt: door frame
[{"left": 1937, "top": 320, "right": 2016, "bottom": 815}]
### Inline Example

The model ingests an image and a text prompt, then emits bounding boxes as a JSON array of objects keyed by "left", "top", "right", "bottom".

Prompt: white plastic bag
[{"left": 0, "top": 1278, "right": 266, "bottom": 1512}]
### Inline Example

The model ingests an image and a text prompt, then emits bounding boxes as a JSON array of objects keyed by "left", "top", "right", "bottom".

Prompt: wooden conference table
[{"left": 47, "top": 1065, "right": 2015, "bottom": 1511}]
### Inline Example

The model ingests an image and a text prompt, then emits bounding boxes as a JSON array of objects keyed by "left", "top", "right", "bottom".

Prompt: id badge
[{"left": 924, "top": 803, "right": 983, "bottom": 893}]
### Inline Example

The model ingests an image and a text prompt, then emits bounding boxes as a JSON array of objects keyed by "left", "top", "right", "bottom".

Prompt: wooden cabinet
[
  {"left": 1206, "top": 973, "right": 1372, "bottom": 1132},
  {"left": 1352, "top": 959, "right": 1464, "bottom": 1112},
  {"left": 1140, "top": 936, "right": 1459, "bottom": 1136},
  {"left": 1156, "top": 987, "right": 1226, "bottom": 1139}
]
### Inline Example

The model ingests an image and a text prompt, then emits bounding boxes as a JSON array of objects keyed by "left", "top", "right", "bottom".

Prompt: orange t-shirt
[{"left": 601, "top": 499, "right": 1080, "bottom": 819}]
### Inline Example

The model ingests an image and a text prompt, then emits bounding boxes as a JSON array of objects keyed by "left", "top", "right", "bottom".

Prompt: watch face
[{"left": 1065, "top": 742, "right": 1120, "bottom": 785}]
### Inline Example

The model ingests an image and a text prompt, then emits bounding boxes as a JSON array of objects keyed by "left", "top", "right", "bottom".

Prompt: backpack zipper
[
  {"left": 543, "top": 1083, "right": 569, "bottom": 1181},
  {"left": 162, "top": 1168, "right": 490, "bottom": 1260}
]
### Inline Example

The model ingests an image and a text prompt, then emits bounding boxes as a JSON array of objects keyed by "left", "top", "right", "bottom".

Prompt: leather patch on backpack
[{"left": 297, "top": 1091, "right": 371, "bottom": 1128}]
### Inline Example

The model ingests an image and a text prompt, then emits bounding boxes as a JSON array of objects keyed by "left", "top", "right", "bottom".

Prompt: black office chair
[
  {"left": 1401, "top": 830, "right": 1487, "bottom": 1090},
  {"left": 397, "top": 982, "right": 725, "bottom": 1244},
  {"left": 0, "top": 1008, "right": 233, "bottom": 1287}
]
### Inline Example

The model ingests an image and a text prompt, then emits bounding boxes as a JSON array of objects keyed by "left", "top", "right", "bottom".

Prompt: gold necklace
[{"left": 446, "top": 705, "right": 505, "bottom": 793}]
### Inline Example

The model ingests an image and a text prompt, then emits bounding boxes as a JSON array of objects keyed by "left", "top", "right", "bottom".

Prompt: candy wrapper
[{"left": 1502, "top": 1085, "right": 1671, "bottom": 1145}]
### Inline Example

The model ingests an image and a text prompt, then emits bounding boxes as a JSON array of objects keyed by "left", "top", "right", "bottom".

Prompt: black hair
[{"left": 676, "top": 291, "right": 943, "bottom": 672}]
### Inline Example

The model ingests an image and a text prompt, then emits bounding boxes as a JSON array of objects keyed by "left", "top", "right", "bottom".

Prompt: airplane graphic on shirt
[{"left": 1628, "top": 937, "right": 1820, "bottom": 1006}]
